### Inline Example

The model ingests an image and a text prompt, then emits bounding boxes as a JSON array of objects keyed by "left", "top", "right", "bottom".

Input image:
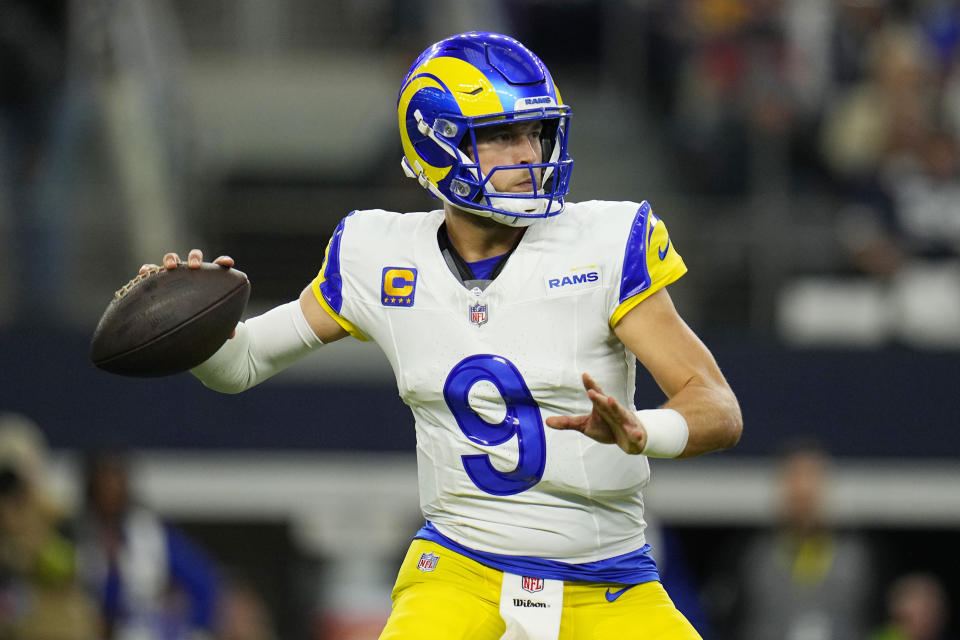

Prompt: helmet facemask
[{"left": 403, "top": 109, "right": 572, "bottom": 227}]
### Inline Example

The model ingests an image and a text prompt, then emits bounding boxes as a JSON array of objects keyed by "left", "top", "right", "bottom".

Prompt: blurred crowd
[
  {"left": 634, "top": 0, "right": 960, "bottom": 262},
  {"left": 4, "top": 0, "right": 960, "bottom": 340},
  {"left": 0, "top": 413, "right": 278, "bottom": 640},
  {"left": 699, "top": 443, "right": 956, "bottom": 640},
  {"left": 2, "top": 412, "right": 955, "bottom": 640},
  {"left": 2, "top": 2, "right": 957, "bottom": 639},
  {"left": 621, "top": 0, "right": 960, "bottom": 344}
]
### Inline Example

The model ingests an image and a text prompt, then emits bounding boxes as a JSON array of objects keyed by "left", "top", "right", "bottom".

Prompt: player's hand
[
  {"left": 139, "top": 249, "right": 235, "bottom": 274},
  {"left": 545, "top": 373, "right": 648, "bottom": 455},
  {"left": 138, "top": 250, "right": 238, "bottom": 338}
]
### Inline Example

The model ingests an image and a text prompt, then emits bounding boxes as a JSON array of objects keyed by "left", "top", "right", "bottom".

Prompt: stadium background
[{"left": 1, "top": 1, "right": 959, "bottom": 638}]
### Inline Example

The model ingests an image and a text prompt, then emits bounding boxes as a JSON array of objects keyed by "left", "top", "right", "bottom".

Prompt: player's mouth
[{"left": 512, "top": 174, "right": 540, "bottom": 192}]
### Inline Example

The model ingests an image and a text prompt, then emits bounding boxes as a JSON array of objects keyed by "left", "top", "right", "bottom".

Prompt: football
[{"left": 90, "top": 263, "right": 250, "bottom": 377}]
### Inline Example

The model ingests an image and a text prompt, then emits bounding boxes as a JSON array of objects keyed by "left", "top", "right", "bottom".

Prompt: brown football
[{"left": 90, "top": 263, "right": 250, "bottom": 377}]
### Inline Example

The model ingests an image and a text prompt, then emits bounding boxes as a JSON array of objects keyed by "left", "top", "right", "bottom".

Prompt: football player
[{"left": 152, "top": 31, "right": 742, "bottom": 640}]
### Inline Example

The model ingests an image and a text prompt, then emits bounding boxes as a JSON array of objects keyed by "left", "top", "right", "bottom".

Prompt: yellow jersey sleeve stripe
[
  {"left": 310, "top": 276, "right": 370, "bottom": 342},
  {"left": 610, "top": 260, "right": 687, "bottom": 328}
]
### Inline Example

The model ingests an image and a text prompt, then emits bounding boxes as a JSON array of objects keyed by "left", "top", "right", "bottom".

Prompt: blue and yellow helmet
[{"left": 398, "top": 31, "right": 573, "bottom": 226}]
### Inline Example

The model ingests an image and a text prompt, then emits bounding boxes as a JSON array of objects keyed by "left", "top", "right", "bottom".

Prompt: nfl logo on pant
[
  {"left": 522, "top": 576, "right": 544, "bottom": 593},
  {"left": 417, "top": 552, "right": 439, "bottom": 572}
]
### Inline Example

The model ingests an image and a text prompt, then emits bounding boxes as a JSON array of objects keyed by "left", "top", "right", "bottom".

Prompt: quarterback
[{"left": 156, "top": 32, "right": 742, "bottom": 639}]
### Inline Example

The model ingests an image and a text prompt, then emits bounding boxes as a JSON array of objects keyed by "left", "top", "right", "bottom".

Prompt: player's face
[{"left": 470, "top": 121, "right": 544, "bottom": 193}]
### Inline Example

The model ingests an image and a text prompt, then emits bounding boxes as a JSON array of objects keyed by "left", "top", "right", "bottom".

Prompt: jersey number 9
[{"left": 443, "top": 354, "right": 547, "bottom": 496}]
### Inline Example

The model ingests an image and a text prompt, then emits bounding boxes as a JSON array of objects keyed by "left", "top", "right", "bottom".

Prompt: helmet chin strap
[
  {"left": 451, "top": 202, "right": 539, "bottom": 228},
  {"left": 486, "top": 192, "right": 549, "bottom": 214},
  {"left": 481, "top": 209, "right": 540, "bottom": 228},
  {"left": 464, "top": 194, "right": 562, "bottom": 227}
]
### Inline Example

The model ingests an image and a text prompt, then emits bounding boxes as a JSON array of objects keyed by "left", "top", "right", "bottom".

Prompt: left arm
[
  {"left": 546, "top": 288, "right": 742, "bottom": 458},
  {"left": 619, "top": 288, "right": 742, "bottom": 457}
]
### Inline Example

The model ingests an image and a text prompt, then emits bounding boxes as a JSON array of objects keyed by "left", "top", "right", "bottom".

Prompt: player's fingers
[
  {"left": 603, "top": 396, "right": 641, "bottom": 434},
  {"left": 187, "top": 249, "right": 203, "bottom": 268},
  {"left": 548, "top": 414, "right": 617, "bottom": 444},
  {"left": 581, "top": 372, "right": 606, "bottom": 395},
  {"left": 213, "top": 255, "right": 235, "bottom": 268},
  {"left": 608, "top": 403, "right": 645, "bottom": 453},
  {"left": 587, "top": 388, "right": 617, "bottom": 419},
  {"left": 590, "top": 391, "right": 632, "bottom": 435},
  {"left": 139, "top": 263, "right": 159, "bottom": 274},
  {"left": 581, "top": 372, "right": 595, "bottom": 390},
  {"left": 545, "top": 414, "right": 589, "bottom": 431},
  {"left": 586, "top": 389, "right": 609, "bottom": 419},
  {"left": 163, "top": 252, "right": 181, "bottom": 269}
]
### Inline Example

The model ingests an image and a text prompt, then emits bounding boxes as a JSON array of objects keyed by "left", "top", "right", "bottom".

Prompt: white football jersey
[{"left": 311, "top": 200, "right": 686, "bottom": 563}]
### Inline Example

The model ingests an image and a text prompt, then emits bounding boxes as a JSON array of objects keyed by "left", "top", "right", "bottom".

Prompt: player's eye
[{"left": 477, "top": 128, "right": 508, "bottom": 145}]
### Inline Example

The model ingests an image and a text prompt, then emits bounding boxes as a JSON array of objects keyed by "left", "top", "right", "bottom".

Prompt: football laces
[{"left": 115, "top": 264, "right": 163, "bottom": 299}]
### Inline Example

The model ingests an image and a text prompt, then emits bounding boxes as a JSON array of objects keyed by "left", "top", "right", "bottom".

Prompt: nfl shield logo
[
  {"left": 417, "top": 552, "right": 439, "bottom": 573},
  {"left": 521, "top": 576, "right": 544, "bottom": 593},
  {"left": 469, "top": 303, "right": 488, "bottom": 327}
]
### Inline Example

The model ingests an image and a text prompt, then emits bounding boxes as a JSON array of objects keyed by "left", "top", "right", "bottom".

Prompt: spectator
[
  {"left": 708, "top": 444, "right": 875, "bottom": 640},
  {"left": 75, "top": 452, "right": 220, "bottom": 640},
  {"left": 821, "top": 25, "right": 938, "bottom": 186},
  {"left": 0, "top": 413, "right": 100, "bottom": 639},
  {"left": 872, "top": 572, "right": 953, "bottom": 640},
  {"left": 835, "top": 125, "right": 960, "bottom": 278},
  {"left": 215, "top": 576, "right": 277, "bottom": 640},
  {"left": 824, "top": 23, "right": 957, "bottom": 277},
  {"left": 821, "top": 24, "right": 960, "bottom": 346}
]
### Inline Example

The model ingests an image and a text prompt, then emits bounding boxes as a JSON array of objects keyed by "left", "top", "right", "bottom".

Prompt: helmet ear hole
[
  {"left": 458, "top": 136, "right": 476, "bottom": 161},
  {"left": 539, "top": 118, "right": 559, "bottom": 159},
  {"left": 540, "top": 138, "right": 553, "bottom": 165}
]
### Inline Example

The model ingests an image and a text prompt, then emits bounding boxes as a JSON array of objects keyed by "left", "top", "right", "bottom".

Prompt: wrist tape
[{"left": 635, "top": 409, "right": 689, "bottom": 458}]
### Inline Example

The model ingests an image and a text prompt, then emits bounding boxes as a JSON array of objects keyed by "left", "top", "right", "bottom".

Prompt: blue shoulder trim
[
  {"left": 619, "top": 202, "right": 653, "bottom": 303},
  {"left": 416, "top": 522, "right": 660, "bottom": 584},
  {"left": 318, "top": 213, "right": 353, "bottom": 313}
]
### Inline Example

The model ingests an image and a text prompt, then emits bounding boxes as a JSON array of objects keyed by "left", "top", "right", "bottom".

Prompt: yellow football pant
[{"left": 379, "top": 539, "right": 702, "bottom": 640}]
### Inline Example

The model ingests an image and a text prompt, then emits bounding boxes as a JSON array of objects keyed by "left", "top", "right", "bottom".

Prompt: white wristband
[
  {"left": 191, "top": 300, "right": 323, "bottom": 393},
  {"left": 635, "top": 409, "right": 689, "bottom": 458}
]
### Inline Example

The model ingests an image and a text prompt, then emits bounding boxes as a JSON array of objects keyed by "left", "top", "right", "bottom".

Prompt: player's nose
[{"left": 514, "top": 135, "right": 539, "bottom": 164}]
